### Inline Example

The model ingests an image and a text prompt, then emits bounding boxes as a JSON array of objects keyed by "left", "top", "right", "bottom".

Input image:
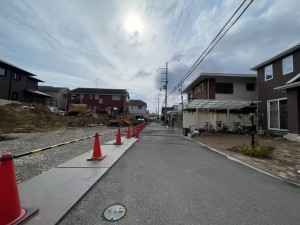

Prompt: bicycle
[
  {"left": 216, "top": 121, "right": 229, "bottom": 133},
  {"left": 232, "top": 121, "right": 243, "bottom": 134},
  {"left": 204, "top": 122, "right": 214, "bottom": 133}
]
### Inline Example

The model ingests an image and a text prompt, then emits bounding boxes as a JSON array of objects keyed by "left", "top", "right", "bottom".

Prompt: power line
[
  {"left": 169, "top": 0, "right": 254, "bottom": 97},
  {"left": 164, "top": 0, "right": 186, "bottom": 62}
]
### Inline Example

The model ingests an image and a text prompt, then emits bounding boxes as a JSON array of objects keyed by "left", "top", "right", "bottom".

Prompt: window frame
[
  {"left": 246, "top": 83, "right": 255, "bottom": 91},
  {"left": 264, "top": 64, "right": 273, "bottom": 81},
  {"left": 267, "top": 98, "right": 288, "bottom": 130},
  {"left": 215, "top": 83, "right": 233, "bottom": 94},
  {"left": 13, "top": 72, "right": 20, "bottom": 81},
  {"left": 282, "top": 55, "right": 293, "bottom": 75},
  {"left": 0, "top": 67, "right": 5, "bottom": 76}
]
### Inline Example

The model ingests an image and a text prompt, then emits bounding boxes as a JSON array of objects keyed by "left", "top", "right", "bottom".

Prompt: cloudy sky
[{"left": 1, "top": 0, "right": 300, "bottom": 113}]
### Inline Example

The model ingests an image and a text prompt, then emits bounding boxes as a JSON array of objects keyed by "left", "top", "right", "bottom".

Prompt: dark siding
[
  {"left": 192, "top": 78, "right": 216, "bottom": 100},
  {"left": 257, "top": 49, "right": 300, "bottom": 130},
  {"left": 287, "top": 88, "right": 300, "bottom": 133}
]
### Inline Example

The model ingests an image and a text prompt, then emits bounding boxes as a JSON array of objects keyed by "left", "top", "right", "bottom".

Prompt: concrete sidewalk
[{"left": 18, "top": 136, "right": 138, "bottom": 225}]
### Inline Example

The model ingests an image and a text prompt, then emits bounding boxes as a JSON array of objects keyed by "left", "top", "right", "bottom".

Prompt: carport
[{"left": 184, "top": 99, "right": 259, "bottom": 130}]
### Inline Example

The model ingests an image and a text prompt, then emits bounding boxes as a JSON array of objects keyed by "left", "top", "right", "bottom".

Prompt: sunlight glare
[{"left": 124, "top": 14, "right": 143, "bottom": 35}]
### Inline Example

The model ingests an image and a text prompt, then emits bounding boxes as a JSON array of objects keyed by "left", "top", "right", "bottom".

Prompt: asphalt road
[{"left": 59, "top": 123, "right": 300, "bottom": 225}]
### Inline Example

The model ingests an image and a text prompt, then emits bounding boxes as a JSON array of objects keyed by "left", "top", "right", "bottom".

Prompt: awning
[
  {"left": 185, "top": 99, "right": 259, "bottom": 110},
  {"left": 25, "top": 89, "right": 51, "bottom": 97},
  {"left": 274, "top": 74, "right": 300, "bottom": 90}
]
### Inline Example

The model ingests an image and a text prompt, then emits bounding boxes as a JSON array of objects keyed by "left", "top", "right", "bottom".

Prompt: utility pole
[
  {"left": 158, "top": 62, "right": 168, "bottom": 127},
  {"left": 157, "top": 97, "right": 160, "bottom": 123}
]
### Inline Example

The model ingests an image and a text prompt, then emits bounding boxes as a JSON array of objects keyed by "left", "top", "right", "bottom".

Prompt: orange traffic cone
[
  {"left": 135, "top": 127, "right": 140, "bottom": 138},
  {"left": 114, "top": 128, "right": 123, "bottom": 145},
  {"left": 0, "top": 153, "right": 39, "bottom": 225},
  {"left": 87, "top": 133, "right": 106, "bottom": 161},
  {"left": 126, "top": 127, "right": 131, "bottom": 139}
]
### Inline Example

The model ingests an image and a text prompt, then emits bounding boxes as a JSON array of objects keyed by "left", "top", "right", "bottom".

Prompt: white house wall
[
  {"left": 129, "top": 106, "right": 147, "bottom": 115},
  {"left": 215, "top": 77, "right": 256, "bottom": 101},
  {"left": 183, "top": 110, "right": 254, "bottom": 131}
]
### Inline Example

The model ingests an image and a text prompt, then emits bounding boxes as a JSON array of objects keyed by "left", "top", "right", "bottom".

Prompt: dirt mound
[{"left": 0, "top": 103, "right": 110, "bottom": 134}]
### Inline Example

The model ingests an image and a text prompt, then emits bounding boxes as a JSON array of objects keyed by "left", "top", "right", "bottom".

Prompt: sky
[{"left": 1, "top": 0, "right": 300, "bottom": 113}]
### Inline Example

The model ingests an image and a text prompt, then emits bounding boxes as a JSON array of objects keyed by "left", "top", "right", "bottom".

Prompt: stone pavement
[{"left": 191, "top": 132, "right": 300, "bottom": 184}]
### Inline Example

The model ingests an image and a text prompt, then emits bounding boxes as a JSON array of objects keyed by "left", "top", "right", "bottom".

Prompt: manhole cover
[{"left": 103, "top": 204, "right": 126, "bottom": 221}]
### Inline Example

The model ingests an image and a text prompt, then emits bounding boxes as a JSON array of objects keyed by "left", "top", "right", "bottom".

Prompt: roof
[
  {"left": 0, "top": 59, "right": 37, "bottom": 76},
  {"left": 38, "top": 86, "right": 69, "bottom": 92},
  {"left": 128, "top": 99, "right": 147, "bottom": 107},
  {"left": 28, "top": 76, "right": 44, "bottom": 82},
  {"left": 25, "top": 89, "right": 51, "bottom": 97},
  {"left": 251, "top": 43, "right": 300, "bottom": 70},
  {"left": 185, "top": 99, "right": 259, "bottom": 110},
  {"left": 182, "top": 72, "right": 256, "bottom": 93},
  {"left": 70, "top": 88, "right": 128, "bottom": 95},
  {"left": 274, "top": 73, "right": 300, "bottom": 91}
]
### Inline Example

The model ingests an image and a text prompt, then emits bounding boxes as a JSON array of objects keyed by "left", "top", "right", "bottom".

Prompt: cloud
[{"left": 0, "top": 0, "right": 299, "bottom": 113}]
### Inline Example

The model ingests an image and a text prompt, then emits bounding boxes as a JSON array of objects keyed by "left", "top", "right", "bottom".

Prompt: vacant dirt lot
[{"left": 0, "top": 103, "right": 110, "bottom": 134}]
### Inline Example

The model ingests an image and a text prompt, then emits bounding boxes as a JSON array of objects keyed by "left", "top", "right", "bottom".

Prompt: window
[
  {"left": 112, "top": 95, "right": 121, "bottom": 100},
  {"left": 282, "top": 55, "right": 293, "bottom": 75},
  {"left": 12, "top": 92, "right": 18, "bottom": 100},
  {"left": 246, "top": 83, "right": 255, "bottom": 91},
  {"left": 268, "top": 98, "right": 287, "bottom": 130},
  {"left": 0, "top": 67, "right": 5, "bottom": 76},
  {"left": 95, "top": 95, "right": 99, "bottom": 99},
  {"left": 195, "top": 84, "right": 204, "bottom": 94},
  {"left": 138, "top": 106, "right": 143, "bottom": 109},
  {"left": 264, "top": 64, "right": 273, "bottom": 80},
  {"left": 99, "top": 99, "right": 103, "bottom": 104},
  {"left": 13, "top": 72, "right": 20, "bottom": 81},
  {"left": 89, "top": 95, "right": 93, "bottom": 99},
  {"left": 216, "top": 83, "right": 233, "bottom": 94}
]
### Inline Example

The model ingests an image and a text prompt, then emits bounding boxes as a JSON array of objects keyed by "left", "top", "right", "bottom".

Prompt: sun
[{"left": 124, "top": 14, "right": 143, "bottom": 35}]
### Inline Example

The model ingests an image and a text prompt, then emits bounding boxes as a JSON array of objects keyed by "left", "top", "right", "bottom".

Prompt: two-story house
[
  {"left": 0, "top": 59, "right": 50, "bottom": 105},
  {"left": 128, "top": 99, "right": 147, "bottom": 118},
  {"left": 67, "top": 88, "right": 129, "bottom": 112},
  {"left": 251, "top": 43, "right": 300, "bottom": 141},
  {"left": 182, "top": 72, "right": 257, "bottom": 131},
  {"left": 38, "top": 86, "right": 69, "bottom": 110}
]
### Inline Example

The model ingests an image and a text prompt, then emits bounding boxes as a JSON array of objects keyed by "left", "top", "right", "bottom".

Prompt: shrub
[{"left": 239, "top": 145, "right": 273, "bottom": 158}]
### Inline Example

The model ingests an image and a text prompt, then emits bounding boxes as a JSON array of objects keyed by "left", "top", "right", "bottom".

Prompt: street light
[{"left": 250, "top": 101, "right": 256, "bottom": 148}]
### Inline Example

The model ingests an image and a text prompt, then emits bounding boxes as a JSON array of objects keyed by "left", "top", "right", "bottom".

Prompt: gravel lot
[{"left": 0, "top": 126, "right": 126, "bottom": 183}]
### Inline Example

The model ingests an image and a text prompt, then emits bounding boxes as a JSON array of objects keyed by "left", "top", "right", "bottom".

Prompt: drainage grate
[{"left": 103, "top": 204, "right": 126, "bottom": 221}]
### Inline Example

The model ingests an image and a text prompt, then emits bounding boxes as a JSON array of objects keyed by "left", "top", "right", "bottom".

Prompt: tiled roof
[{"left": 70, "top": 88, "right": 128, "bottom": 95}]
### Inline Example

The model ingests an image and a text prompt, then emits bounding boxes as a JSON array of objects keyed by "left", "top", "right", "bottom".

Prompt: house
[
  {"left": 182, "top": 72, "right": 257, "bottom": 131},
  {"left": 128, "top": 99, "right": 147, "bottom": 118},
  {"left": 38, "top": 86, "right": 69, "bottom": 110},
  {"left": 0, "top": 59, "right": 50, "bottom": 105},
  {"left": 67, "top": 88, "right": 129, "bottom": 112},
  {"left": 251, "top": 43, "right": 300, "bottom": 141}
]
